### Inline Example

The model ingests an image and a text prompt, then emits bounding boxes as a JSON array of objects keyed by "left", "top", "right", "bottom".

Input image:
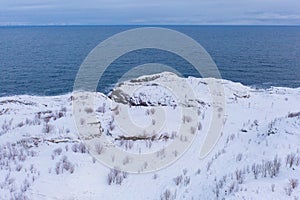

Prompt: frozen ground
[{"left": 0, "top": 72, "right": 299, "bottom": 200}]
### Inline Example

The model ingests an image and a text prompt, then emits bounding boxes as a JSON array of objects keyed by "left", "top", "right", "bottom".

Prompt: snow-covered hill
[{"left": 0, "top": 72, "right": 299, "bottom": 200}]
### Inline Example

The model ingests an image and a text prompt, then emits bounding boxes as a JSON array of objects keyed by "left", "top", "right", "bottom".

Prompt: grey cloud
[{"left": 0, "top": 0, "right": 299, "bottom": 25}]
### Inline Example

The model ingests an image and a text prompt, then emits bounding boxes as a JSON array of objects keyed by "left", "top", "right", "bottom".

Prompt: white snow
[{"left": 0, "top": 72, "right": 299, "bottom": 200}]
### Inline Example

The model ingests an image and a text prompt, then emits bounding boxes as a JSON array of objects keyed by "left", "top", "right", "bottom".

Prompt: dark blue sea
[{"left": 0, "top": 25, "right": 299, "bottom": 97}]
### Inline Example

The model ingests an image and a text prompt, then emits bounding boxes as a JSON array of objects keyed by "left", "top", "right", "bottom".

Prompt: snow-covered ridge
[{"left": 0, "top": 72, "right": 300, "bottom": 200}]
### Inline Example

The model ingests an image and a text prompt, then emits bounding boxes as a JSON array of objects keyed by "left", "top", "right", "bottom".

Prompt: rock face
[
  {"left": 0, "top": 72, "right": 300, "bottom": 200},
  {"left": 108, "top": 72, "right": 210, "bottom": 107},
  {"left": 108, "top": 72, "right": 180, "bottom": 106}
]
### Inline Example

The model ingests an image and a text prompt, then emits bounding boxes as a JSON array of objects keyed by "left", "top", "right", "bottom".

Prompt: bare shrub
[
  {"left": 267, "top": 156, "right": 281, "bottom": 178},
  {"left": 252, "top": 163, "right": 260, "bottom": 179},
  {"left": 114, "top": 109, "right": 119, "bottom": 115},
  {"left": 60, "top": 106, "right": 67, "bottom": 112},
  {"left": 197, "top": 108, "right": 201, "bottom": 116},
  {"left": 55, "top": 162, "right": 61, "bottom": 175},
  {"left": 15, "top": 164, "right": 22, "bottom": 172},
  {"left": 107, "top": 168, "right": 128, "bottom": 185},
  {"left": 80, "top": 118, "right": 85, "bottom": 125},
  {"left": 72, "top": 143, "right": 88, "bottom": 153},
  {"left": 271, "top": 184, "right": 275, "bottom": 192},
  {"left": 228, "top": 182, "right": 237, "bottom": 195},
  {"left": 43, "top": 123, "right": 54, "bottom": 134},
  {"left": 183, "top": 168, "right": 188, "bottom": 175},
  {"left": 78, "top": 142, "right": 88, "bottom": 153},
  {"left": 69, "top": 165, "right": 75, "bottom": 174},
  {"left": 251, "top": 156, "right": 281, "bottom": 179},
  {"left": 17, "top": 121, "right": 24, "bottom": 128},
  {"left": 18, "top": 151, "right": 27, "bottom": 162},
  {"left": 290, "top": 179, "right": 299, "bottom": 189},
  {"left": 84, "top": 107, "right": 93, "bottom": 114},
  {"left": 182, "top": 115, "right": 192, "bottom": 123},
  {"left": 145, "top": 109, "right": 150, "bottom": 115},
  {"left": 267, "top": 120, "right": 278, "bottom": 135},
  {"left": 71, "top": 143, "right": 78, "bottom": 153},
  {"left": 207, "top": 160, "right": 213, "bottom": 172},
  {"left": 150, "top": 108, "right": 156, "bottom": 115},
  {"left": 173, "top": 175, "right": 182, "bottom": 186},
  {"left": 123, "top": 156, "right": 130, "bottom": 165},
  {"left": 190, "top": 126, "right": 196, "bottom": 134},
  {"left": 20, "top": 178, "right": 30, "bottom": 193},
  {"left": 152, "top": 119, "right": 156, "bottom": 125},
  {"left": 65, "top": 144, "right": 69, "bottom": 151},
  {"left": 55, "top": 156, "right": 75, "bottom": 174},
  {"left": 156, "top": 148, "right": 166, "bottom": 158},
  {"left": 161, "top": 189, "right": 171, "bottom": 200},
  {"left": 213, "top": 183, "right": 220, "bottom": 198},
  {"left": 161, "top": 189, "right": 176, "bottom": 200},
  {"left": 96, "top": 103, "right": 106, "bottom": 113},
  {"left": 184, "top": 176, "right": 190, "bottom": 186},
  {"left": 285, "top": 186, "right": 293, "bottom": 196},
  {"left": 124, "top": 140, "right": 133, "bottom": 150},
  {"left": 286, "top": 153, "right": 299, "bottom": 168},
  {"left": 171, "top": 131, "right": 177, "bottom": 139},
  {"left": 197, "top": 122, "right": 202, "bottom": 131},
  {"left": 109, "top": 120, "right": 115, "bottom": 131},
  {"left": 236, "top": 153, "right": 243, "bottom": 162},
  {"left": 95, "top": 143, "right": 104, "bottom": 155},
  {"left": 1, "top": 119, "right": 12, "bottom": 135},
  {"left": 235, "top": 169, "right": 245, "bottom": 184},
  {"left": 53, "top": 147, "right": 62, "bottom": 156}
]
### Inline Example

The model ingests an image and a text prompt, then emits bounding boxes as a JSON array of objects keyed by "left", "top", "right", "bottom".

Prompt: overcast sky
[{"left": 0, "top": 0, "right": 300, "bottom": 25}]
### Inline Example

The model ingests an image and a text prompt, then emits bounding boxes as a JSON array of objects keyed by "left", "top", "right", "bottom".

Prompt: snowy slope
[{"left": 0, "top": 72, "right": 299, "bottom": 200}]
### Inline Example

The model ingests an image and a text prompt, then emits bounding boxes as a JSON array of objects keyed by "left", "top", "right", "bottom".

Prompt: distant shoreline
[
  {"left": 0, "top": 75, "right": 299, "bottom": 99},
  {"left": 1, "top": 24, "right": 300, "bottom": 28}
]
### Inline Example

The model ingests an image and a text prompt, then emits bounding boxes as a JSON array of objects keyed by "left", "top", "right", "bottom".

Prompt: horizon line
[{"left": 1, "top": 24, "right": 300, "bottom": 27}]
